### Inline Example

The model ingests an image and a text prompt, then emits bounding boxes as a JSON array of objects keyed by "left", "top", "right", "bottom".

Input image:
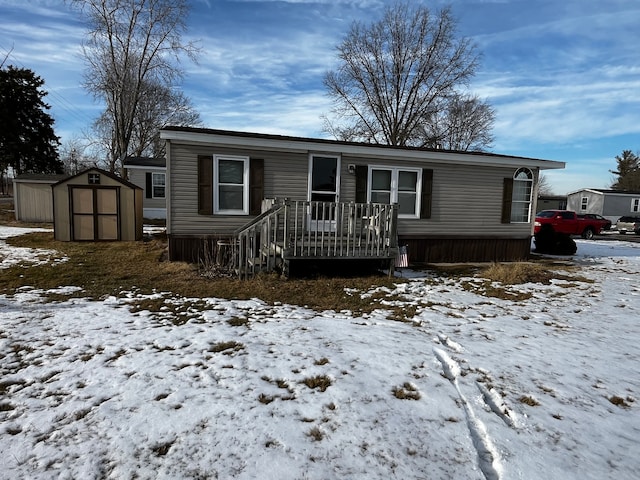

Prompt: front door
[{"left": 308, "top": 155, "right": 340, "bottom": 232}]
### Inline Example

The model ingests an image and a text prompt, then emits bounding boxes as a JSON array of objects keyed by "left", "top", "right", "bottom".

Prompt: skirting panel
[
  {"left": 171, "top": 234, "right": 533, "bottom": 265},
  {"left": 398, "top": 236, "right": 532, "bottom": 263},
  {"left": 169, "top": 235, "right": 230, "bottom": 263}
]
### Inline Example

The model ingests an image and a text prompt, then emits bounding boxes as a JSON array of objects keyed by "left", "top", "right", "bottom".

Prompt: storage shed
[
  {"left": 13, "top": 173, "right": 67, "bottom": 222},
  {"left": 52, "top": 168, "right": 143, "bottom": 241}
]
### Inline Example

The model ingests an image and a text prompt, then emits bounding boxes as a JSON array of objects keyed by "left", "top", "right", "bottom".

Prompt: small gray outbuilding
[
  {"left": 52, "top": 168, "right": 143, "bottom": 241},
  {"left": 13, "top": 173, "right": 67, "bottom": 222}
]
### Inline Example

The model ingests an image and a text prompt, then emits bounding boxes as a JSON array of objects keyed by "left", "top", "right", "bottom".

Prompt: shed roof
[
  {"left": 13, "top": 173, "right": 68, "bottom": 183},
  {"left": 52, "top": 167, "right": 142, "bottom": 190}
]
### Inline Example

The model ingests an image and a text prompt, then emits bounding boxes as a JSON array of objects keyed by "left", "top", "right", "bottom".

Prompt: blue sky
[{"left": 1, "top": 0, "right": 639, "bottom": 195}]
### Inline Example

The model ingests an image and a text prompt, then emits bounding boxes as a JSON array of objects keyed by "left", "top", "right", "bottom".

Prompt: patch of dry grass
[
  {"left": 0, "top": 230, "right": 401, "bottom": 313},
  {"left": 392, "top": 382, "right": 421, "bottom": 400},
  {"left": 209, "top": 341, "right": 244, "bottom": 355},
  {"left": 453, "top": 262, "right": 593, "bottom": 300},
  {"left": 480, "top": 262, "right": 581, "bottom": 285},
  {"left": 1, "top": 215, "right": 591, "bottom": 312},
  {"left": 519, "top": 395, "right": 541, "bottom": 406},
  {"left": 301, "top": 375, "right": 332, "bottom": 392},
  {"left": 306, "top": 426, "right": 325, "bottom": 441},
  {"left": 608, "top": 395, "right": 633, "bottom": 408}
]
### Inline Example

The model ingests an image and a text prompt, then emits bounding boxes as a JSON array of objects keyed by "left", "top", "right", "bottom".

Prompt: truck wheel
[{"left": 582, "top": 228, "right": 595, "bottom": 240}]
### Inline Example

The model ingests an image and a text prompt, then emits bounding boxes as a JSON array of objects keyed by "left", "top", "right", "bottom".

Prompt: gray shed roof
[{"left": 13, "top": 173, "right": 68, "bottom": 183}]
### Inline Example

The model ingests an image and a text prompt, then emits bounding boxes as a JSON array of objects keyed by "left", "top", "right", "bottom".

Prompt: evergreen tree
[
  {"left": 610, "top": 150, "right": 640, "bottom": 191},
  {"left": 0, "top": 65, "right": 62, "bottom": 175}
]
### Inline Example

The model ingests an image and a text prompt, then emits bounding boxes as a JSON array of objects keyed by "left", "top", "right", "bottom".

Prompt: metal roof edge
[{"left": 160, "top": 127, "right": 565, "bottom": 170}]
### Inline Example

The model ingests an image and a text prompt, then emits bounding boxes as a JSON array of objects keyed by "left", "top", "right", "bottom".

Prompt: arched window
[{"left": 511, "top": 168, "right": 534, "bottom": 223}]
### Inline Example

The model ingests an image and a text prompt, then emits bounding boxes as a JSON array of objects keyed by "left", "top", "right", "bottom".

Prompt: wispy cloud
[{"left": 2, "top": 0, "right": 638, "bottom": 194}]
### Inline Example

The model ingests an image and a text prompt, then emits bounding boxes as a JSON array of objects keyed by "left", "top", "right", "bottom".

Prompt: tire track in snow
[{"left": 433, "top": 347, "right": 502, "bottom": 480}]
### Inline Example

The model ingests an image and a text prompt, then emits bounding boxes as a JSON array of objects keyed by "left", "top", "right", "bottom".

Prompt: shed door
[{"left": 72, "top": 187, "right": 119, "bottom": 240}]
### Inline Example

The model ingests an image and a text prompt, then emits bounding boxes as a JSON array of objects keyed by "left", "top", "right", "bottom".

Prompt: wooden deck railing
[{"left": 233, "top": 200, "right": 398, "bottom": 278}]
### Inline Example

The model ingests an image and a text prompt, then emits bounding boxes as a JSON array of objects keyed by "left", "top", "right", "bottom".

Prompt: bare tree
[
  {"left": 323, "top": 2, "right": 489, "bottom": 149},
  {"left": 129, "top": 80, "right": 201, "bottom": 158},
  {"left": 59, "top": 137, "right": 99, "bottom": 175},
  {"left": 536, "top": 173, "right": 554, "bottom": 196},
  {"left": 418, "top": 93, "right": 495, "bottom": 151},
  {"left": 68, "top": 0, "right": 199, "bottom": 173}
]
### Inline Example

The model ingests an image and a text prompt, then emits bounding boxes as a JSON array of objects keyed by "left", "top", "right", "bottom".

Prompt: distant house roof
[
  {"left": 568, "top": 188, "right": 640, "bottom": 196},
  {"left": 538, "top": 194, "right": 567, "bottom": 200},
  {"left": 123, "top": 156, "right": 166, "bottom": 169}
]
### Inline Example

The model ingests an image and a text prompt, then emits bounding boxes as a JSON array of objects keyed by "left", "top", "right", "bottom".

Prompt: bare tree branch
[
  {"left": 68, "top": 0, "right": 199, "bottom": 173},
  {"left": 323, "top": 2, "right": 493, "bottom": 151}
]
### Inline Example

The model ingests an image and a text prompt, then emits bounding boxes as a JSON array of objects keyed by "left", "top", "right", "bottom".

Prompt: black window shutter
[
  {"left": 198, "top": 155, "right": 213, "bottom": 215},
  {"left": 420, "top": 169, "right": 433, "bottom": 219},
  {"left": 145, "top": 172, "right": 152, "bottom": 198},
  {"left": 355, "top": 165, "right": 367, "bottom": 203},
  {"left": 501, "top": 177, "right": 513, "bottom": 223},
  {"left": 249, "top": 158, "right": 264, "bottom": 215}
]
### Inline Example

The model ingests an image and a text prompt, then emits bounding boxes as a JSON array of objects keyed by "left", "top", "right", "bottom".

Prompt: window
[
  {"left": 368, "top": 166, "right": 421, "bottom": 218},
  {"left": 214, "top": 155, "right": 249, "bottom": 214},
  {"left": 152, "top": 172, "right": 165, "bottom": 198},
  {"left": 581, "top": 197, "right": 588, "bottom": 211},
  {"left": 632, "top": 198, "right": 640, "bottom": 213},
  {"left": 510, "top": 168, "right": 533, "bottom": 223},
  {"left": 88, "top": 173, "right": 100, "bottom": 185}
]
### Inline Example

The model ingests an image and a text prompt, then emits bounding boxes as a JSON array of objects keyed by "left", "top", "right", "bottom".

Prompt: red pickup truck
[{"left": 534, "top": 210, "right": 606, "bottom": 239}]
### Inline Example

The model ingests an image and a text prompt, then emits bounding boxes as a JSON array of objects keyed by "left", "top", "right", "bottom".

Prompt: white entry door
[{"left": 308, "top": 155, "right": 340, "bottom": 232}]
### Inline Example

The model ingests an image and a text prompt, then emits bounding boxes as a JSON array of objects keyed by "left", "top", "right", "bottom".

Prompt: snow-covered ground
[{"left": 1, "top": 226, "right": 639, "bottom": 480}]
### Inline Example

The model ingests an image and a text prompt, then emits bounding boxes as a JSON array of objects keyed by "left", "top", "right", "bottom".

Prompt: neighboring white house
[
  {"left": 123, "top": 157, "right": 166, "bottom": 219},
  {"left": 566, "top": 189, "right": 640, "bottom": 224}
]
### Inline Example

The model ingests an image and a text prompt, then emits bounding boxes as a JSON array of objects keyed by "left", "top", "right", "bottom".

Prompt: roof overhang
[{"left": 160, "top": 128, "right": 566, "bottom": 171}]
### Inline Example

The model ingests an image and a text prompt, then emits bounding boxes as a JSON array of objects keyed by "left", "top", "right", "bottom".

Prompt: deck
[{"left": 233, "top": 200, "right": 398, "bottom": 278}]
